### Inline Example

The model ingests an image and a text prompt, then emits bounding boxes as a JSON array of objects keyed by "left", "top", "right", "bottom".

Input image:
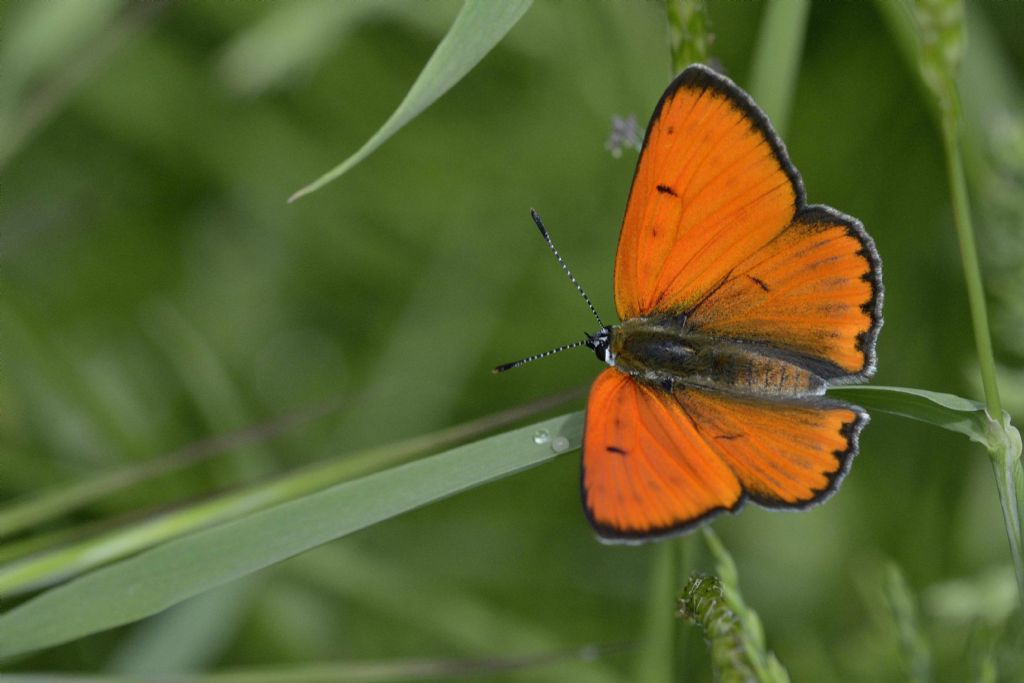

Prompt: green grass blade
[
  {"left": 635, "top": 542, "right": 680, "bottom": 683},
  {"left": 882, "top": 563, "right": 932, "bottom": 683},
  {"left": 874, "top": 0, "right": 1021, "bottom": 604},
  {"left": 941, "top": 112, "right": 1004, "bottom": 416},
  {"left": 107, "top": 579, "right": 258, "bottom": 674},
  {"left": 217, "top": 1, "right": 379, "bottom": 97},
  {"left": 833, "top": 384, "right": 1024, "bottom": 601},
  {"left": 6, "top": 644, "right": 625, "bottom": 683},
  {"left": 698, "top": 529, "right": 791, "bottom": 682},
  {"left": 287, "top": 0, "right": 532, "bottom": 203},
  {"left": 0, "top": 393, "right": 579, "bottom": 596},
  {"left": 746, "top": 0, "right": 811, "bottom": 136},
  {"left": 989, "top": 413, "right": 1024, "bottom": 605},
  {"left": 828, "top": 385, "right": 990, "bottom": 443},
  {"left": 0, "top": 0, "right": 123, "bottom": 166},
  {"left": 0, "top": 411, "right": 582, "bottom": 657},
  {"left": 915, "top": 0, "right": 1020, "bottom": 608}
]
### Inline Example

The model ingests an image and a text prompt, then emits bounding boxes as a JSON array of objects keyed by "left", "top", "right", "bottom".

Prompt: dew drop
[
  {"left": 532, "top": 429, "right": 550, "bottom": 445},
  {"left": 551, "top": 436, "right": 570, "bottom": 453}
]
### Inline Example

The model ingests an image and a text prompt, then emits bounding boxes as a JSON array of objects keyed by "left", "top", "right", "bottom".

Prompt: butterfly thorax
[{"left": 592, "top": 315, "right": 827, "bottom": 399}]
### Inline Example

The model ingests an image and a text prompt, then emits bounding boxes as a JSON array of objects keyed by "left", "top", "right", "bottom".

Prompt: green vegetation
[{"left": 3, "top": 1, "right": 1022, "bottom": 680}]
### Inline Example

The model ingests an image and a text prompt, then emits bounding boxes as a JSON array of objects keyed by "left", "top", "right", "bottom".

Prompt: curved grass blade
[
  {"left": 0, "top": 391, "right": 582, "bottom": 596},
  {"left": 0, "top": 411, "right": 583, "bottom": 657},
  {"left": 832, "top": 384, "right": 1024, "bottom": 605},
  {"left": 287, "top": 0, "right": 532, "bottom": 203},
  {"left": 828, "top": 385, "right": 990, "bottom": 443}
]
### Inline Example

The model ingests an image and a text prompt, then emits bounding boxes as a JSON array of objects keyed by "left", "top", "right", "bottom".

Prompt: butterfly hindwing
[
  {"left": 613, "top": 64, "right": 803, "bottom": 321},
  {"left": 687, "top": 205, "right": 883, "bottom": 380},
  {"left": 582, "top": 370, "right": 866, "bottom": 541},
  {"left": 675, "top": 388, "right": 866, "bottom": 508}
]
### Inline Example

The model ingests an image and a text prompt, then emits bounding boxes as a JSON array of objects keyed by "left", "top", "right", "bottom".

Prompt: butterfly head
[{"left": 586, "top": 326, "right": 616, "bottom": 367}]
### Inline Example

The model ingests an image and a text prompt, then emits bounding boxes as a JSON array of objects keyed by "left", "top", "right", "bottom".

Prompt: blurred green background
[{"left": 3, "top": 0, "right": 1023, "bottom": 680}]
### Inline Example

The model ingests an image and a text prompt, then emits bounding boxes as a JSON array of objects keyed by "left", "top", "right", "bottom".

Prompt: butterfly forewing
[
  {"left": 612, "top": 64, "right": 882, "bottom": 381},
  {"left": 614, "top": 65, "right": 802, "bottom": 321},
  {"left": 582, "top": 369, "right": 742, "bottom": 541}
]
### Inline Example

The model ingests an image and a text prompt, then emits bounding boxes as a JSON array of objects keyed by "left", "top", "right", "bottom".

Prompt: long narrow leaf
[
  {"left": 828, "top": 385, "right": 990, "bottom": 443},
  {"left": 5, "top": 643, "right": 625, "bottom": 683},
  {"left": 635, "top": 542, "right": 679, "bottom": 682},
  {"left": 0, "top": 411, "right": 582, "bottom": 657},
  {"left": 746, "top": 0, "right": 811, "bottom": 136},
  {"left": 0, "top": 391, "right": 580, "bottom": 596},
  {"left": 833, "top": 384, "right": 1024, "bottom": 600},
  {"left": 287, "top": 0, "right": 532, "bottom": 202}
]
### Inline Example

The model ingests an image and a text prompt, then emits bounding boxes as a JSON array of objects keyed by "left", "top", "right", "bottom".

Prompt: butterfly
[{"left": 496, "top": 64, "right": 883, "bottom": 543}]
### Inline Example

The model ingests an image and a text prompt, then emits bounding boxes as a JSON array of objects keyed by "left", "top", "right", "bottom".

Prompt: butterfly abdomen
[
  {"left": 722, "top": 352, "right": 826, "bottom": 397},
  {"left": 610, "top": 317, "right": 825, "bottom": 398}
]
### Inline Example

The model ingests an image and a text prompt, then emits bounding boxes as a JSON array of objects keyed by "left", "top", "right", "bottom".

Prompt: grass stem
[{"left": 940, "top": 114, "right": 1002, "bottom": 417}]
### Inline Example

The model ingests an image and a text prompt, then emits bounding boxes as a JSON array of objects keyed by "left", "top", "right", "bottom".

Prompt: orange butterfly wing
[
  {"left": 582, "top": 369, "right": 742, "bottom": 541},
  {"left": 676, "top": 389, "right": 864, "bottom": 509},
  {"left": 614, "top": 64, "right": 802, "bottom": 321},
  {"left": 613, "top": 64, "right": 882, "bottom": 379},
  {"left": 583, "top": 370, "right": 865, "bottom": 541},
  {"left": 688, "top": 206, "right": 882, "bottom": 378}
]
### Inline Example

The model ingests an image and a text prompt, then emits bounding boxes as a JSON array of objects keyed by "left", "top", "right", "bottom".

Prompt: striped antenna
[
  {"left": 493, "top": 211, "right": 608, "bottom": 374},
  {"left": 492, "top": 338, "right": 589, "bottom": 374},
  {"left": 530, "top": 209, "right": 605, "bottom": 328}
]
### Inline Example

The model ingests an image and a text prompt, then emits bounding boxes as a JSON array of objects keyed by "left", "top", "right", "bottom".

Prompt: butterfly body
[{"left": 592, "top": 317, "right": 828, "bottom": 399}]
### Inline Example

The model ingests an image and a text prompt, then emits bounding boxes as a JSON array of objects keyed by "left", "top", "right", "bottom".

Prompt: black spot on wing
[
  {"left": 606, "top": 445, "right": 627, "bottom": 456},
  {"left": 656, "top": 64, "right": 806, "bottom": 207},
  {"left": 748, "top": 275, "right": 771, "bottom": 292},
  {"left": 656, "top": 184, "right": 678, "bottom": 197}
]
